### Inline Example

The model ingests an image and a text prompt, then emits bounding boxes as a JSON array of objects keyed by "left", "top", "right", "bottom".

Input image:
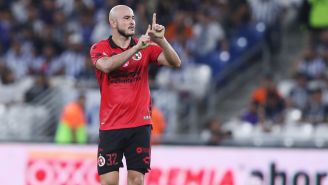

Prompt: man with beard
[{"left": 90, "top": 5, "right": 181, "bottom": 185}]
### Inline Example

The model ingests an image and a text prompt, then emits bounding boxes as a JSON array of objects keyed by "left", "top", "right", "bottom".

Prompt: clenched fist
[{"left": 136, "top": 34, "right": 151, "bottom": 50}]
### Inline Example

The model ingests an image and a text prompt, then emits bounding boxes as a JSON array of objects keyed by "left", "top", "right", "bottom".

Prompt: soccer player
[{"left": 89, "top": 5, "right": 181, "bottom": 185}]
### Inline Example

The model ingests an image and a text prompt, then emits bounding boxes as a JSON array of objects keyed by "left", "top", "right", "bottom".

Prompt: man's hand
[
  {"left": 148, "top": 13, "right": 165, "bottom": 41},
  {"left": 135, "top": 29, "right": 151, "bottom": 50}
]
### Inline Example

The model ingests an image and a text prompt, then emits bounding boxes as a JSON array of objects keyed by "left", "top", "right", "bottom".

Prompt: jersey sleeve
[
  {"left": 148, "top": 43, "right": 163, "bottom": 65},
  {"left": 90, "top": 42, "right": 107, "bottom": 66}
]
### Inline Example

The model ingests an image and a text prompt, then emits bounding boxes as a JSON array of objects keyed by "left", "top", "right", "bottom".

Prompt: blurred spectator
[
  {"left": 251, "top": 73, "right": 280, "bottom": 105},
  {"left": 58, "top": 33, "right": 86, "bottom": 79},
  {"left": 23, "top": 5, "right": 43, "bottom": 38},
  {"left": 55, "top": 93, "right": 87, "bottom": 144},
  {"left": 193, "top": 7, "right": 225, "bottom": 57},
  {"left": 167, "top": 12, "right": 195, "bottom": 71},
  {"left": 191, "top": 6, "right": 227, "bottom": 77},
  {"left": 32, "top": 44, "right": 62, "bottom": 76},
  {"left": 250, "top": 74, "right": 286, "bottom": 131},
  {"left": 52, "top": 10, "right": 69, "bottom": 45},
  {"left": 78, "top": 9, "right": 94, "bottom": 46},
  {"left": 248, "top": 0, "right": 283, "bottom": 27},
  {"left": 302, "top": 88, "right": 328, "bottom": 124},
  {"left": 165, "top": 11, "right": 193, "bottom": 43},
  {"left": 11, "top": 0, "right": 29, "bottom": 23},
  {"left": 91, "top": 10, "right": 111, "bottom": 43},
  {"left": 151, "top": 104, "right": 166, "bottom": 145},
  {"left": 0, "top": 66, "right": 32, "bottom": 105},
  {"left": 59, "top": 0, "right": 94, "bottom": 21},
  {"left": 294, "top": 47, "right": 326, "bottom": 80},
  {"left": 0, "top": 65, "right": 15, "bottom": 85},
  {"left": 241, "top": 101, "right": 260, "bottom": 125},
  {"left": 33, "top": 23, "right": 63, "bottom": 56},
  {"left": 4, "top": 38, "right": 34, "bottom": 80},
  {"left": 259, "top": 90, "right": 285, "bottom": 127},
  {"left": 24, "top": 73, "right": 50, "bottom": 104},
  {"left": 287, "top": 72, "right": 309, "bottom": 109},
  {"left": 170, "top": 29, "right": 195, "bottom": 67},
  {"left": 248, "top": 0, "right": 284, "bottom": 54},
  {"left": 201, "top": 118, "right": 231, "bottom": 145}
]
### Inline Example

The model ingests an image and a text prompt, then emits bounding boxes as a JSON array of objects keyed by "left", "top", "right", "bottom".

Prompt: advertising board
[{"left": 0, "top": 144, "right": 327, "bottom": 185}]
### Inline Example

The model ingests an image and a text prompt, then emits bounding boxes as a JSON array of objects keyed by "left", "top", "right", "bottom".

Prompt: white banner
[{"left": 0, "top": 144, "right": 327, "bottom": 185}]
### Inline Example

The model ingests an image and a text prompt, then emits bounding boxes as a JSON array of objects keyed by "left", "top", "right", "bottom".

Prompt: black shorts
[{"left": 97, "top": 125, "right": 151, "bottom": 175}]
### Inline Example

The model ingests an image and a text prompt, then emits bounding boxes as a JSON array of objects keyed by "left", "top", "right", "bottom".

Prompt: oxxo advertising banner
[{"left": 0, "top": 144, "right": 327, "bottom": 185}]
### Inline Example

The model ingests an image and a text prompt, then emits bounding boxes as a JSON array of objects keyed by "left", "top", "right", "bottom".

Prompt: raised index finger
[
  {"left": 145, "top": 25, "right": 151, "bottom": 35},
  {"left": 152, "top": 13, "right": 156, "bottom": 28}
]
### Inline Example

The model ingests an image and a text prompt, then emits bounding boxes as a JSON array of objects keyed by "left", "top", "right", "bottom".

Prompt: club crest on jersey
[
  {"left": 132, "top": 51, "right": 142, "bottom": 61},
  {"left": 98, "top": 155, "right": 105, "bottom": 167}
]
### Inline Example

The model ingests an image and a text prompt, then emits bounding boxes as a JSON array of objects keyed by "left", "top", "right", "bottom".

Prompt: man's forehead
[{"left": 117, "top": 8, "right": 134, "bottom": 17}]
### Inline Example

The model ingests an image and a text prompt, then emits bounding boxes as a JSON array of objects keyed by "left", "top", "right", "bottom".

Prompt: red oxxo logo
[{"left": 26, "top": 158, "right": 100, "bottom": 185}]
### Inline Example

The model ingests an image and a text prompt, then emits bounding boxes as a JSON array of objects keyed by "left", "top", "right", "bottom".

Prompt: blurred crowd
[
  {"left": 240, "top": 41, "right": 328, "bottom": 130},
  {"left": 199, "top": 0, "right": 328, "bottom": 145},
  {"left": 238, "top": 0, "right": 328, "bottom": 134},
  {"left": 0, "top": 0, "right": 290, "bottom": 96}
]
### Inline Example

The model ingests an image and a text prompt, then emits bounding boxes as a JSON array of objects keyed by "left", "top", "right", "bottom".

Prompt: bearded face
[{"left": 117, "top": 22, "right": 135, "bottom": 37}]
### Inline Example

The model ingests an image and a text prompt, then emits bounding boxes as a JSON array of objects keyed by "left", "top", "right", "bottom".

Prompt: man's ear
[{"left": 109, "top": 18, "right": 117, "bottom": 28}]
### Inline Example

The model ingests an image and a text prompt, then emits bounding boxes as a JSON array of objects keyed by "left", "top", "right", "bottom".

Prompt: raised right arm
[
  {"left": 95, "top": 46, "right": 139, "bottom": 73},
  {"left": 92, "top": 29, "right": 151, "bottom": 74}
]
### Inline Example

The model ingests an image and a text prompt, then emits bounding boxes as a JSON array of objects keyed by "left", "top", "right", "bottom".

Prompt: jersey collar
[{"left": 108, "top": 36, "right": 136, "bottom": 49}]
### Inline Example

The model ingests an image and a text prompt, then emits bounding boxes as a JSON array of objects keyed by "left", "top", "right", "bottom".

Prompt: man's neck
[{"left": 112, "top": 34, "right": 131, "bottom": 49}]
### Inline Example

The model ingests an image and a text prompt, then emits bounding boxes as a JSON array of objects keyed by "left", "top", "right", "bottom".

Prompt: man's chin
[
  {"left": 127, "top": 31, "right": 135, "bottom": 36},
  {"left": 123, "top": 33, "right": 135, "bottom": 38},
  {"left": 118, "top": 29, "right": 134, "bottom": 38}
]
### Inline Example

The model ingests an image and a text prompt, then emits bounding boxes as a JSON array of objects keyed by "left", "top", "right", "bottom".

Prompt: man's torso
[{"left": 90, "top": 37, "right": 162, "bottom": 130}]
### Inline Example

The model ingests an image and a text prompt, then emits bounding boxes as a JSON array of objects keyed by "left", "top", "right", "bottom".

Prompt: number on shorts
[{"left": 106, "top": 153, "right": 118, "bottom": 166}]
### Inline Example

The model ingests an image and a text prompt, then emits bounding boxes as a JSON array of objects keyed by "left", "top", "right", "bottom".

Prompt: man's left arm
[
  {"left": 148, "top": 13, "right": 181, "bottom": 68},
  {"left": 156, "top": 38, "right": 181, "bottom": 67}
]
